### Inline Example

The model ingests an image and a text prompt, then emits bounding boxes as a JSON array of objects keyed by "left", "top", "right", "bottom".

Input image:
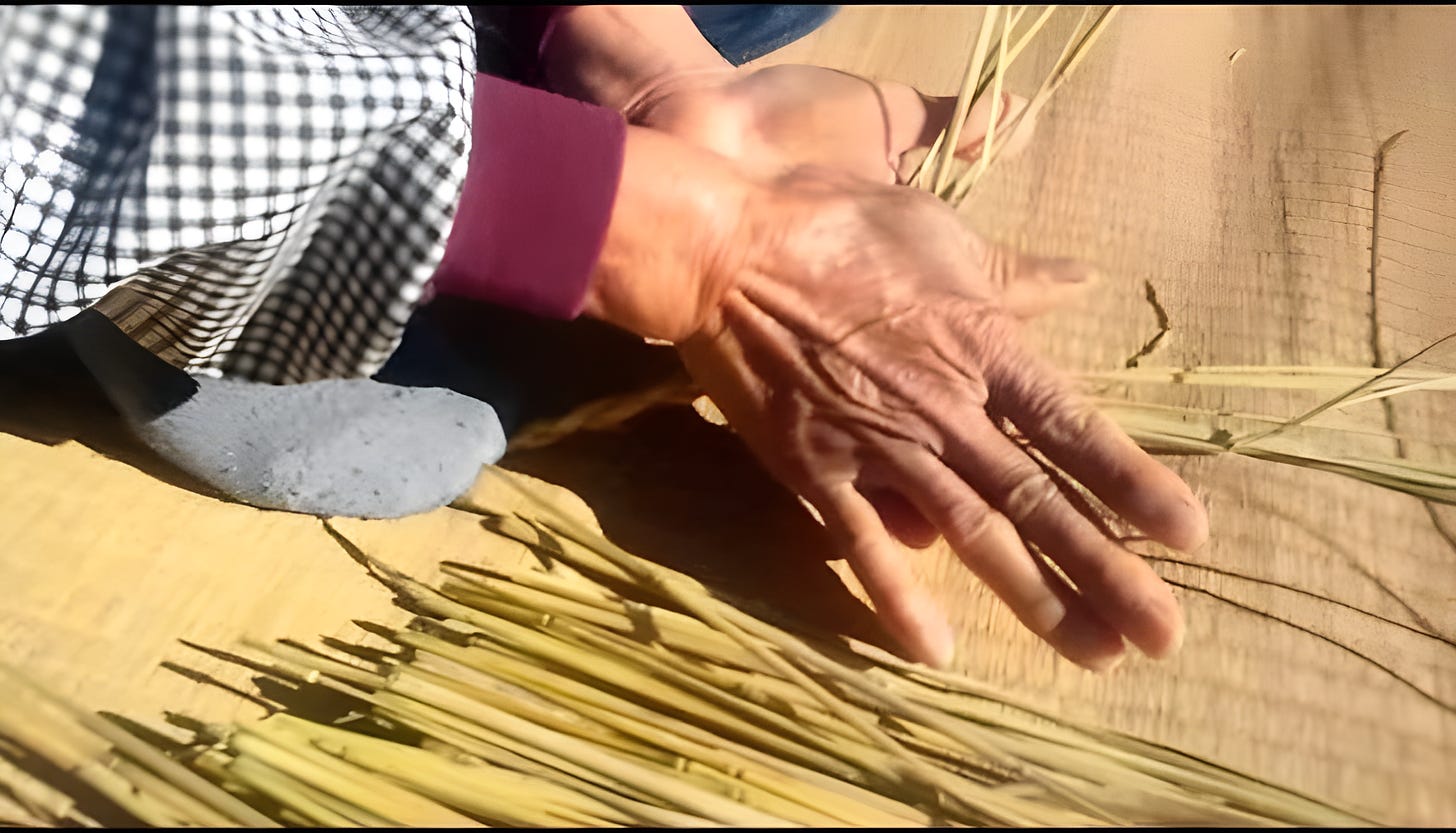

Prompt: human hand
[
  {"left": 586, "top": 129, "right": 1208, "bottom": 669},
  {"left": 626, "top": 63, "right": 1032, "bottom": 185},
  {"left": 678, "top": 168, "right": 1208, "bottom": 670},
  {"left": 540, "top": 6, "right": 1031, "bottom": 186}
]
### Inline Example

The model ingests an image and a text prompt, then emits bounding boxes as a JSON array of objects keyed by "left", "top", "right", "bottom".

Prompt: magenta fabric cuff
[{"left": 431, "top": 72, "right": 626, "bottom": 319}]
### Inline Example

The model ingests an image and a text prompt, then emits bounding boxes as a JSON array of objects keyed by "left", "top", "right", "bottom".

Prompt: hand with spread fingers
[
  {"left": 586, "top": 128, "right": 1208, "bottom": 670},
  {"left": 550, "top": 6, "right": 1208, "bottom": 669},
  {"left": 695, "top": 171, "right": 1207, "bottom": 670}
]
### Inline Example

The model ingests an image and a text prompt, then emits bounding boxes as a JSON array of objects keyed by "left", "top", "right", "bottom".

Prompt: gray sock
[{"left": 130, "top": 376, "right": 505, "bottom": 518}]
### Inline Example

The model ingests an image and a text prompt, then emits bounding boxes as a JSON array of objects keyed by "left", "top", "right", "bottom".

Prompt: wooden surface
[{"left": 2, "top": 6, "right": 1453, "bottom": 826}]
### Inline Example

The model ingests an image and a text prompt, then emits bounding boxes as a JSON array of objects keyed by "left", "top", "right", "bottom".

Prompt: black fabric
[{"left": 58, "top": 309, "right": 198, "bottom": 422}]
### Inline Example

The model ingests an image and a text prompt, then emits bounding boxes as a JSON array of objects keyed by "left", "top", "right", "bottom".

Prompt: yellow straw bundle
[{"left": 0, "top": 473, "right": 1378, "bottom": 827}]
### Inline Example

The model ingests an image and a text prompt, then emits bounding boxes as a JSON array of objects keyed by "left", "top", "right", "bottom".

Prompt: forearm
[
  {"left": 431, "top": 71, "right": 756, "bottom": 338},
  {"left": 582, "top": 125, "right": 756, "bottom": 342},
  {"left": 539, "top": 5, "right": 730, "bottom": 114}
]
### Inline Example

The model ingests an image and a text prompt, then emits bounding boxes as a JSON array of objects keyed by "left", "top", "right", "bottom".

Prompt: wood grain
[
  {"left": 1, "top": 6, "right": 1452, "bottom": 826},
  {"left": 765, "top": 7, "right": 1456, "bottom": 825}
]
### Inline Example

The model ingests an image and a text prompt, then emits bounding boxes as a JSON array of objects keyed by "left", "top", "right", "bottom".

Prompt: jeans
[{"left": 685, "top": 5, "right": 840, "bottom": 66}]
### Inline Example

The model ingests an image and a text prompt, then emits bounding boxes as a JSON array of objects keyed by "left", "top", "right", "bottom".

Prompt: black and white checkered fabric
[{"left": 0, "top": 5, "right": 479, "bottom": 383}]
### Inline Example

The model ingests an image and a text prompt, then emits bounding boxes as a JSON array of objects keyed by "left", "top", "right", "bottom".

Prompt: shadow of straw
[
  {"left": 0, "top": 743, "right": 142, "bottom": 827},
  {"left": 496, "top": 405, "right": 892, "bottom": 651},
  {"left": 0, "top": 325, "right": 232, "bottom": 501}
]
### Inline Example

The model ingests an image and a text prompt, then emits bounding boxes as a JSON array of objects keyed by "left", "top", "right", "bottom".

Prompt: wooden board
[
  {"left": 1, "top": 6, "right": 1452, "bottom": 826},
  {"left": 762, "top": 7, "right": 1456, "bottom": 824}
]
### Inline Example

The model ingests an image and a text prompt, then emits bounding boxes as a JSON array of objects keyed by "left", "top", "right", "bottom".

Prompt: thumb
[
  {"left": 985, "top": 243, "right": 1101, "bottom": 319},
  {"left": 949, "top": 90, "right": 1036, "bottom": 162},
  {"left": 886, "top": 85, "right": 1038, "bottom": 161}
]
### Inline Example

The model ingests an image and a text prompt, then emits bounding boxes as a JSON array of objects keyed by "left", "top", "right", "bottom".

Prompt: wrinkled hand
[
  {"left": 672, "top": 167, "right": 1208, "bottom": 670},
  {"left": 627, "top": 63, "right": 1032, "bottom": 184},
  {"left": 561, "top": 6, "right": 1209, "bottom": 669}
]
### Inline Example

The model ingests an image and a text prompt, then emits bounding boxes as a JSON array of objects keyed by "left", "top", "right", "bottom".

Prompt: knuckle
[
  {"left": 980, "top": 244, "right": 1018, "bottom": 293},
  {"left": 1086, "top": 547, "right": 1171, "bottom": 618},
  {"left": 1016, "top": 382, "right": 1095, "bottom": 448},
  {"left": 941, "top": 498, "right": 997, "bottom": 547},
  {"left": 1025, "top": 592, "right": 1071, "bottom": 637},
  {"left": 952, "top": 306, "right": 1019, "bottom": 377},
  {"left": 1000, "top": 470, "right": 1061, "bottom": 527}
]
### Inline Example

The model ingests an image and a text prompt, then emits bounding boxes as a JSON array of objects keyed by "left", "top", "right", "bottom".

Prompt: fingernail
[
  {"left": 1082, "top": 648, "right": 1126, "bottom": 673},
  {"left": 1163, "top": 619, "right": 1186, "bottom": 659},
  {"left": 1052, "top": 609, "right": 1127, "bottom": 672},
  {"left": 1053, "top": 261, "right": 1099, "bottom": 285},
  {"left": 912, "top": 610, "right": 958, "bottom": 669}
]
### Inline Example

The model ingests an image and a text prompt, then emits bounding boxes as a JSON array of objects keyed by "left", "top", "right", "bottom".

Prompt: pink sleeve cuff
[{"left": 431, "top": 72, "right": 626, "bottom": 319}]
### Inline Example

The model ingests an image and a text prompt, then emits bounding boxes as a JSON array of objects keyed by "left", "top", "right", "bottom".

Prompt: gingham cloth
[{"left": 0, "top": 5, "right": 489, "bottom": 383}]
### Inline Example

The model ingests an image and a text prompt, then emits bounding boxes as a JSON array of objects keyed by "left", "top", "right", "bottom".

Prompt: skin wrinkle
[
  {"left": 738, "top": 274, "right": 1003, "bottom": 416},
  {"left": 801, "top": 315, "right": 982, "bottom": 457},
  {"left": 882, "top": 449, "right": 1124, "bottom": 666},
  {"left": 937, "top": 410, "right": 1181, "bottom": 656},
  {"left": 705, "top": 282, "right": 960, "bottom": 578},
  {"left": 999, "top": 469, "right": 1065, "bottom": 531},
  {"left": 730, "top": 201, "right": 1164, "bottom": 555},
  {"left": 702, "top": 210, "right": 1186, "bottom": 662},
  {"left": 976, "top": 234, "right": 1030, "bottom": 297},
  {"left": 725, "top": 290, "right": 931, "bottom": 460},
  {"left": 713, "top": 293, "right": 861, "bottom": 484},
  {"left": 931, "top": 480, "right": 1001, "bottom": 554},
  {"left": 606, "top": 51, "right": 1205, "bottom": 662},
  {"left": 803, "top": 348, "right": 944, "bottom": 448},
  {"left": 994, "top": 373, "right": 1099, "bottom": 454},
  {"left": 990, "top": 355, "right": 1203, "bottom": 551},
  {"left": 710, "top": 271, "right": 1153, "bottom": 666}
]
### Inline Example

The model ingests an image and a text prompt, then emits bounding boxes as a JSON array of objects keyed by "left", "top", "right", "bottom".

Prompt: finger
[
  {"left": 941, "top": 412, "right": 1186, "bottom": 660},
  {"left": 812, "top": 481, "right": 956, "bottom": 668},
  {"left": 975, "top": 238, "right": 1098, "bottom": 317},
  {"left": 988, "top": 347, "right": 1210, "bottom": 553},
  {"left": 882, "top": 85, "right": 1035, "bottom": 163},
  {"left": 1021, "top": 438, "right": 1138, "bottom": 544},
  {"left": 883, "top": 447, "right": 1127, "bottom": 672},
  {"left": 861, "top": 486, "right": 941, "bottom": 549},
  {"left": 951, "top": 91, "right": 1034, "bottom": 162},
  {"left": 878, "top": 82, "right": 950, "bottom": 159},
  {"left": 994, "top": 251, "right": 1099, "bottom": 319}
]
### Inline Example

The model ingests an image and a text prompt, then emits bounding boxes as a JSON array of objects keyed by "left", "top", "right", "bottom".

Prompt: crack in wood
[
  {"left": 1369, "top": 129, "right": 1407, "bottom": 369},
  {"left": 1164, "top": 577, "right": 1456, "bottom": 716},
  {"left": 1366, "top": 131, "right": 1456, "bottom": 571},
  {"left": 1238, "top": 492, "right": 1450, "bottom": 640},
  {"left": 1123, "top": 280, "right": 1171, "bottom": 368},
  {"left": 1145, "top": 554, "right": 1455, "bottom": 650}
]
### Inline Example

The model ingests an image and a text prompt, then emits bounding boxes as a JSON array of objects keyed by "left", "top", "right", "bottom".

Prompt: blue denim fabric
[{"left": 685, "top": 5, "right": 839, "bottom": 66}]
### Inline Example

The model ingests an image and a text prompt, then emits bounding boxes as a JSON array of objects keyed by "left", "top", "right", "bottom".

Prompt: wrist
[
  {"left": 582, "top": 126, "right": 760, "bottom": 343},
  {"left": 540, "top": 5, "right": 732, "bottom": 115}
]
